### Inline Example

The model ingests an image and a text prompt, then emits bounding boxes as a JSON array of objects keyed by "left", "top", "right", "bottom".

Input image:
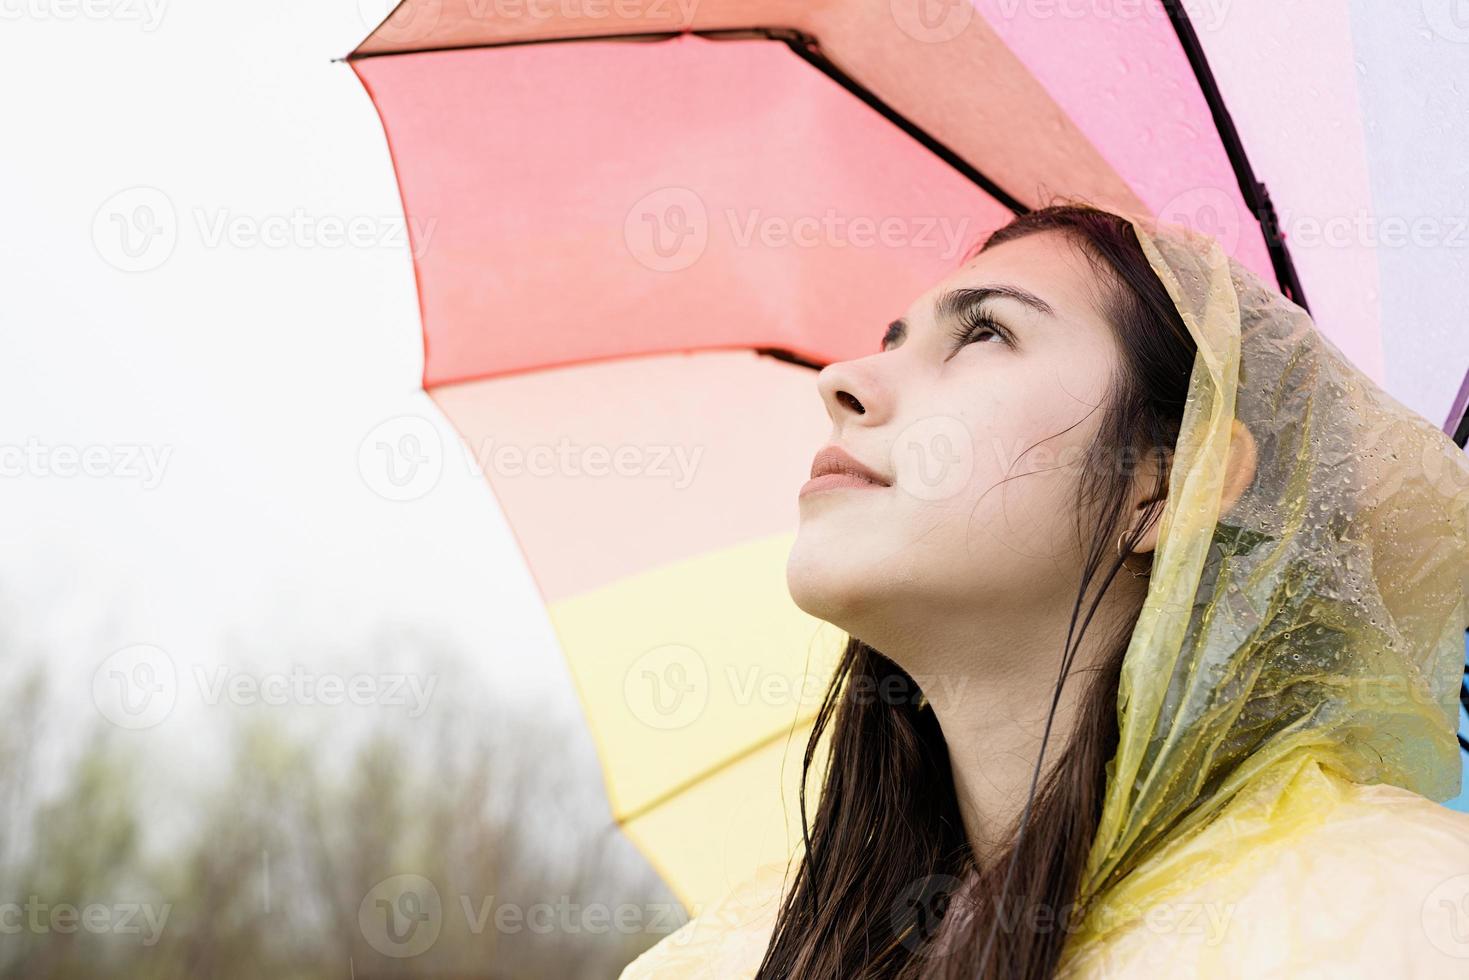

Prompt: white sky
[{"left": 0, "top": 3, "right": 578, "bottom": 715}]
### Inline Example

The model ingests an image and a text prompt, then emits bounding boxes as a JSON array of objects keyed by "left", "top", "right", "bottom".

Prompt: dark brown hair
[{"left": 755, "top": 203, "right": 1198, "bottom": 978}]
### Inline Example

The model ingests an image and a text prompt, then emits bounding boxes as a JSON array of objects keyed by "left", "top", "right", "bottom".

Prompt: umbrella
[{"left": 345, "top": 0, "right": 1469, "bottom": 905}]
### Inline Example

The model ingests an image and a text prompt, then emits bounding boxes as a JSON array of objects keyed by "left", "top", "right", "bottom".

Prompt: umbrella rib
[
  {"left": 1160, "top": 0, "right": 1310, "bottom": 313},
  {"left": 616, "top": 713, "right": 819, "bottom": 827},
  {"left": 342, "top": 28, "right": 712, "bottom": 61},
  {"left": 756, "top": 347, "right": 826, "bottom": 372},
  {"left": 769, "top": 29, "right": 1028, "bottom": 215},
  {"left": 1461, "top": 657, "right": 1469, "bottom": 757},
  {"left": 1447, "top": 365, "right": 1469, "bottom": 446}
]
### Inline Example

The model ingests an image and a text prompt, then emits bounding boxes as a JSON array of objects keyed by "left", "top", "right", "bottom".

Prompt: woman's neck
[{"left": 885, "top": 582, "right": 1141, "bottom": 862}]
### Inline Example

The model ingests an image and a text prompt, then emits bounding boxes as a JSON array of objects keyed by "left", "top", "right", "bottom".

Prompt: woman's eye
[{"left": 946, "top": 312, "right": 1009, "bottom": 353}]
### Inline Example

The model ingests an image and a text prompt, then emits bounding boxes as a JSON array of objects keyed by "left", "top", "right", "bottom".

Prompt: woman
[{"left": 621, "top": 204, "right": 1469, "bottom": 977}]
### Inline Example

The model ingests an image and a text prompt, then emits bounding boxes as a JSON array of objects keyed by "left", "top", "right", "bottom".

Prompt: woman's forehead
[{"left": 905, "top": 232, "right": 1108, "bottom": 329}]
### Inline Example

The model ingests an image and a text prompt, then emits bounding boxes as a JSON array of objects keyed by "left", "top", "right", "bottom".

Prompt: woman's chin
[{"left": 786, "top": 548, "right": 873, "bottom": 632}]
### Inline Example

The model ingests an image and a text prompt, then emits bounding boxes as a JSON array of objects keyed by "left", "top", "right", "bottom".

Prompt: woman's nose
[{"left": 816, "top": 356, "right": 891, "bottom": 427}]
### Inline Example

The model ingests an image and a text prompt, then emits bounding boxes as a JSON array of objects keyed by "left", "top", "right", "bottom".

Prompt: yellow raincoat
[{"left": 621, "top": 217, "right": 1469, "bottom": 977}]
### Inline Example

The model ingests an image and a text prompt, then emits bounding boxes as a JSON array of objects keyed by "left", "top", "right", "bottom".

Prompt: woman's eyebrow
[
  {"left": 936, "top": 285, "right": 1056, "bottom": 322},
  {"left": 881, "top": 319, "right": 906, "bottom": 351},
  {"left": 881, "top": 285, "right": 1054, "bottom": 351}
]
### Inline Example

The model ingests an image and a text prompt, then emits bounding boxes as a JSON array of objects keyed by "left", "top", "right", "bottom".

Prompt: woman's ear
[
  {"left": 1218, "top": 418, "right": 1258, "bottom": 516},
  {"left": 1129, "top": 418, "right": 1257, "bottom": 556}
]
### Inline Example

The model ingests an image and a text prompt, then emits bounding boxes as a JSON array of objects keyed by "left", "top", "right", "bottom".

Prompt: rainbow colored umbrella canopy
[{"left": 346, "top": 1, "right": 1469, "bottom": 906}]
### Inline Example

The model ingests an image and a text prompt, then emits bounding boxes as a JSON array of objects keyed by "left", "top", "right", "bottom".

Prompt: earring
[{"left": 1115, "top": 532, "right": 1150, "bottom": 578}]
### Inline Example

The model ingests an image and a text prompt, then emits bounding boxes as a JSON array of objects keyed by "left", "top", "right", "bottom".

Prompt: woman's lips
[
  {"left": 803, "top": 445, "right": 893, "bottom": 500},
  {"left": 799, "top": 471, "right": 887, "bottom": 498}
]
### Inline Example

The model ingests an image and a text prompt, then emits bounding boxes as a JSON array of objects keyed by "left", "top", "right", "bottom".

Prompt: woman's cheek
[{"left": 887, "top": 412, "right": 984, "bottom": 505}]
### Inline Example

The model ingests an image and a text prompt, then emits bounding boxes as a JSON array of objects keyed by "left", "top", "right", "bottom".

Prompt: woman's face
[{"left": 786, "top": 230, "right": 1130, "bottom": 654}]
